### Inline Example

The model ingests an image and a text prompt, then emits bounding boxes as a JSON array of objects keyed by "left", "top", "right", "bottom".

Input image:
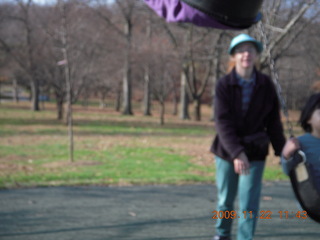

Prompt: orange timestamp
[{"left": 212, "top": 210, "right": 308, "bottom": 220}]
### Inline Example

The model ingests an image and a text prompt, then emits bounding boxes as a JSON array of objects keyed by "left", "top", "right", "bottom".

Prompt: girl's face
[
  {"left": 232, "top": 42, "right": 258, "bottom": 70},
  {"left": 308, "top": 108, "right": 320, "bottom": 137}
]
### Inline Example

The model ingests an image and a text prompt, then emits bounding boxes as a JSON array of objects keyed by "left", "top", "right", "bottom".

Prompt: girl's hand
[
  {"left": 234, "top": 152, "right": 250, "bottom": 175},
  {"left": 282, "top": 138, "right": 300, "bottom": 160}
]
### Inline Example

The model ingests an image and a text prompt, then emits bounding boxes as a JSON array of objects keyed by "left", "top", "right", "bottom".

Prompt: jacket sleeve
[
  {"left": 280, "top": 155, "right": 294, "bottom": 175},
  {"left": 214, "top": 79, "right": 244, "bottom": 160},
  {"left": 265, "top": 80, "right": 286, "bottom": 156}
]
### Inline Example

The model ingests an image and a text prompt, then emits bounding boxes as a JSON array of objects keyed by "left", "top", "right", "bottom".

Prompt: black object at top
[{"left": 181, "top": 0, "right": 263, "bottom": 29}]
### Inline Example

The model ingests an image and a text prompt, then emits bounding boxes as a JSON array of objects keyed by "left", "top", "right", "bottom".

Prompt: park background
[{"left": 1, "top": 0, "right": 320, "bottom": 188}]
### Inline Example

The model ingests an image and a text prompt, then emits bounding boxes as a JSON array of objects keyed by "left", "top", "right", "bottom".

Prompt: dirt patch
[
  {"left": 43, "top": 161, "right": 102, "bottom": 169},
  {"left": 0, "top": 162, "right": 34, "bottom": 175},
  {"left": 0, "top": 162, "right": 20, "bottom": 174}
]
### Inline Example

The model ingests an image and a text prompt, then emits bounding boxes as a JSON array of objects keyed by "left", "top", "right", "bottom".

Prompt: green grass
[
  {"left": 0, "top": 102, "right": 289, "bottom": 189},
  {"left": 263, "top": 165, "right": 288, "bottom": 181},
  {"left": 81, "top": 123, "right": 211, "bottom": 136},
  {"left": 0, "top": 144, "right": 215, "bottom": 188}
]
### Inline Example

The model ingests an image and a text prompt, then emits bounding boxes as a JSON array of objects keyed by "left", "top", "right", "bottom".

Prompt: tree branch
[{"left": 261, "top": 0, "right": 316, "bottom": 65}]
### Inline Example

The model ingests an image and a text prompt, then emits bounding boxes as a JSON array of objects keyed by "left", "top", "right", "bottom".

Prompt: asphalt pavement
[{"left": 0, "top": 181, "right": 319, "bottom": 240}]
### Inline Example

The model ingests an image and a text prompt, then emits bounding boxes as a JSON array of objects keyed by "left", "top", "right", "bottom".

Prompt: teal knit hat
[{"left": 228, "top": 34, "right": 263, "bottom": 55}]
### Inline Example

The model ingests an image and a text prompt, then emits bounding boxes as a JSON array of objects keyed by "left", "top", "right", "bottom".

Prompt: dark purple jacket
[{"left": 210, "top": 68, "right": 286, "bottom": 162}]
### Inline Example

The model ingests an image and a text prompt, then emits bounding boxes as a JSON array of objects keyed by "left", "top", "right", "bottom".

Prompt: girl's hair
[
  {"left": 299, "top": 93, "right": 320, "bottom": 132},
  {"left": 227, "top": 60, "right": 236, "bottom": 73}
]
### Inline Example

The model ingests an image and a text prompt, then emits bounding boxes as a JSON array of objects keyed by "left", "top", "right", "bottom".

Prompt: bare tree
[
  {"left": 255, "top": 0, "right": 319, "bottom": 112},
  {"left": 162, "top": 23, "right": 222, "bottom": 121},
  {"left": 90, "top": 0, "right": 140, "bottom": 115},
  {"left": 57, "top": 0, "right": 74, "bottom": 162},
  {"left": 257, "top": 0, "right": 318, "bottom": 69},
  {"left": 151, "top": 55, "right": 176, "bottom": 125},
  {"left": 155, "top": 22, "right": 191, "bottom": 120},
  {"left": 0, "top": 0, "right": 46, "bottom": 111},
  {"left": 36, "top": 0, "right": 106, "bottom": 119},
  {"left": 183, "top": 26, "right": 223, "bottom": 121},
  {"left": 210, "top": 31, "right": 225, "bottom": 121},
  {"left": 142, "top": 9, "right": 152, "bottom": 116}
]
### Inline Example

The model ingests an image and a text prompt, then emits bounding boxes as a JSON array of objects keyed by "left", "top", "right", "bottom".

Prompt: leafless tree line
[{"left": 0, "top": 0, "right": 319, "bottom": 124}]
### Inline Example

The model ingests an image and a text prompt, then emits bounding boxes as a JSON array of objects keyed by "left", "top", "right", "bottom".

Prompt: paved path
[{"left": 0, "top": 181, "right": 319, "bottom": 240}]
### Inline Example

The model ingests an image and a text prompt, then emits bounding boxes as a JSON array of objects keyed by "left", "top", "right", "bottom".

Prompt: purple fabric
[{"left": 144, "top": 0, "right": 240, "bottom": 30}]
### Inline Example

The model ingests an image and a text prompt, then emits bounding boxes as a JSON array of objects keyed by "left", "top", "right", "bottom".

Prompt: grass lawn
[{"left": 0, "top": 101, "right": 299, "bottom": 188}]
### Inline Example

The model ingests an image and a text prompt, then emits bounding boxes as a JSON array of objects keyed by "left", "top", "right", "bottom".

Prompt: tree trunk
[
  {"left": 30, "top": 79, "right": 40, "bottom": 111},
  {"left": 12, "top": 78, "right": 19, "bottom": 103},
  {"left": 179, "top": 68, "right": 190, "bottom": 120},
  {"left": 143, "top": 13, "right": 152, "bottom": 116},
  {"left": 143, "top": 66, "right": 152, "bottom": 116},
  {"left": 60, "top": 0, "right": 74, "bottom": 163},
  {"left": 160, "top": 101, "right": 165, "bottom": 125},
  {"left": 25, "top": 0, "right": 40, "bottom": 112},
  {"left": 122, "top": 22, "right": 133, "bottom": 115},
  {"left": 122, "top": 62, "right": 133, "bottom": 115},
  {"left": 194, "top": 97, "right": 201, "bottom": 121},
  {"left": 210, "top": 32, "right": 224, "bottom": 121},
  {"left": 115, "top": 81, "right": 121, "bottom": 112},
  {"left": 172, "top": 89, "right": 178, "bottom": 116},
  {"left": 56, "top": 98, "right": 64, "bottom": 120}
]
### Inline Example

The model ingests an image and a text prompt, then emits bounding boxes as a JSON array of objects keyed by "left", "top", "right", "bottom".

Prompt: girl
[
  {"left": 281, "top": 93, "right": 320, "bottom": 185},
  {"left": 210, "top": 34, "right": 286, "bottom": 240}
]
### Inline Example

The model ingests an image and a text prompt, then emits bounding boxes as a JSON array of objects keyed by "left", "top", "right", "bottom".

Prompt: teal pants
[{"left": 215, "top": 156, "right": 265, "bottom": 240}]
